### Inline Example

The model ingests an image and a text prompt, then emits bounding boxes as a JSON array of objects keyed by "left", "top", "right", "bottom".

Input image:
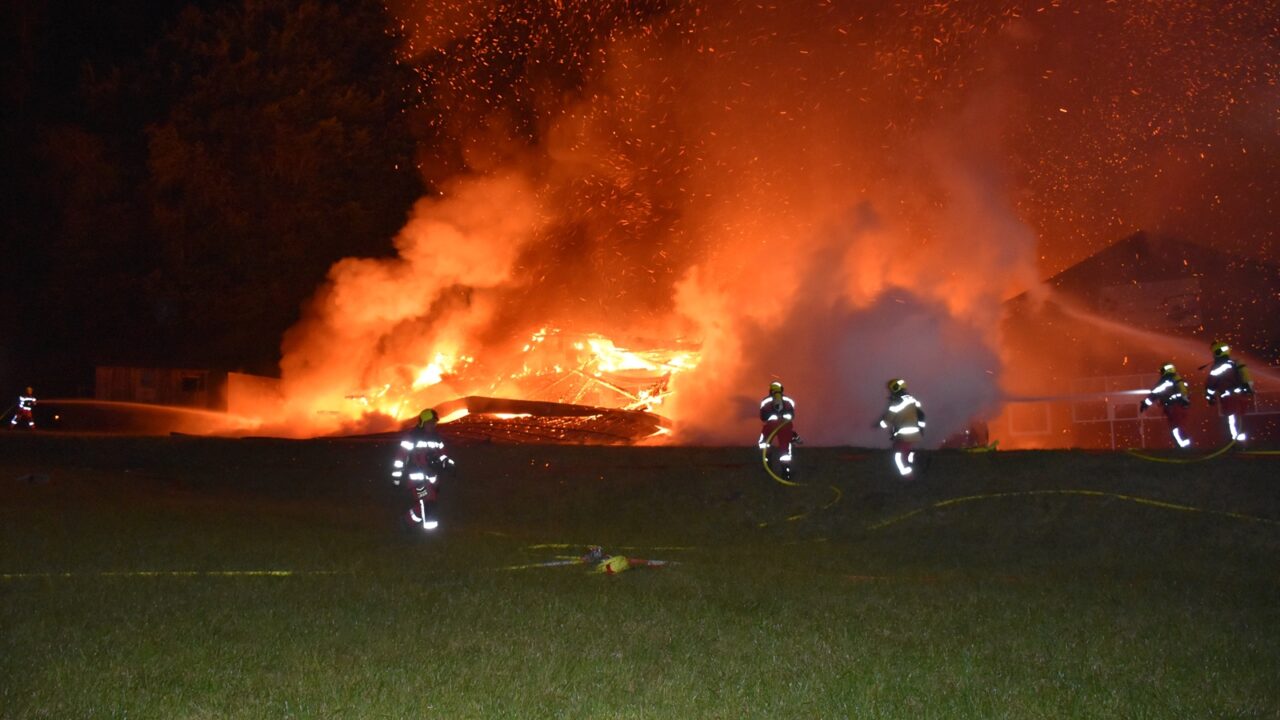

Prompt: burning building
[
  {"left": 221, "top": 2, "right": 1273, "bottom": 448},
  {"left": 321, "top": 328, "right": 695, "bottom": 443}
]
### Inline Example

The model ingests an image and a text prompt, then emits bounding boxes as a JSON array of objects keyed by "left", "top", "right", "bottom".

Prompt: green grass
[{"left": 2, "top": 436, "right": 1279, "bottom": 718}]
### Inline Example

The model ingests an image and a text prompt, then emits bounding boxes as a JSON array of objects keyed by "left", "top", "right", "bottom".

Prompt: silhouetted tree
[
  {"left": 1, "top": 0, "right": 178, "bottom": 395},
  {"left": 144, "top": 0, "right": 421, "bottom": 372}
]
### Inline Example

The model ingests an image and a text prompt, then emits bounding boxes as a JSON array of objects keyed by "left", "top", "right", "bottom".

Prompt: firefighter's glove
[
  {"left": 792, "top": 434, "right": 803, "bottom": 445},
  {"left": 757, "top": 441, "right": 768, "bottom": 449},
  {"left": 1141, "top": 398, "right": 1152, "bottom": 410}
]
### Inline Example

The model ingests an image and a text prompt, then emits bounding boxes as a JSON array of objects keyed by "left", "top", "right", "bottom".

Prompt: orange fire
[
  {"left": 245, "top": 128, "right": 1024, "bottom": 445},
  {"left": 334, "top": 327, "right": 698, "bottom": 429},
  {"left": 241, "top": 1, "right": 1271, "bottom": 448}
]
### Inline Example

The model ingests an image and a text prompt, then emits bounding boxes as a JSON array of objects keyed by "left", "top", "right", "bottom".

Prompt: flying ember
[{"left": 247, "top": 1, "right": 1274, "bottom": 447}]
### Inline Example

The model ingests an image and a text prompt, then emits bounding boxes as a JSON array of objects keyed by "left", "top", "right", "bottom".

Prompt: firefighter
[
  {"left": 1141, "top": 363, "right": 1193, "bottom": 448},
  {"left": 1204, "top": 341, "right": 1254, "bottom": 443},
  {"left": 758, "top": 380, "right": 799, "bottom": 479},
  {"left": 9, "top": 387, "right": 36, "bottom": 429},
  {"left": 880, "top": 378, "right": 925, "bottom": 477},
  {"left": 390, "top": 408, "right": 454, "bottom": 532}
]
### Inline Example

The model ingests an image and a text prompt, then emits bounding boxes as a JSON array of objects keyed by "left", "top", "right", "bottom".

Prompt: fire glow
[
  {"left": 323, "top": 327, "right": 699, "bottom": 428},
  {"left": 236, "top": 2, "right": 1272, "bottom": 447}
]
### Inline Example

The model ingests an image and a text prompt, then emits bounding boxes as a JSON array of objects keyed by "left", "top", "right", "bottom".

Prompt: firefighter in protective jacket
[
  {"left": 1142, "top": 363, "right": 1193, "bottom": 448},
  {"left": 1204, "top": 341, "right": 1254, "bottom": 443},
  {"left": 10, "top": 387, "right": 36, "bottom": 429},
  {"left": 758, "top": 380, "right": 799, "bottom": 479},
  {"left": 391, "top": 408, "right": 454, "bottom": 531},
  {"left": 880, "top": 378, "right": 925, "bottom": 477}
]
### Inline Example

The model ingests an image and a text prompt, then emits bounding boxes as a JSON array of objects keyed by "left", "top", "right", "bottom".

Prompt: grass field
[{"left": 2, "top": 435, "right": 1279, "bottom": 719}]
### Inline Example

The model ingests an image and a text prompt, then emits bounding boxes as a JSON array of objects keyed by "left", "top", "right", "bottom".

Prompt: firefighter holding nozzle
[
  {"left": 758, "top": 380, "right": 800, "bottom": 480},
  {"left": 880, "top": 378, "right": 925, "bottom": 477},
  {"left": 391, "top": 408, "right": 455, "bottom": 532},
  {"left": 8, "top": 387, "right": 37, "bottom": 429},
  {"left": 1204, "top": 341, "right": 1254, "bottom": 443},
  {"left": 1141, "top": 363, "right": 1193, "bottom": 448}
]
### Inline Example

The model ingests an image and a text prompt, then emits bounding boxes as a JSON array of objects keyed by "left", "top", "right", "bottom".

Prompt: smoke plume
[{"left": 268, "top": 1, "right": 1273, "bottom": 443}]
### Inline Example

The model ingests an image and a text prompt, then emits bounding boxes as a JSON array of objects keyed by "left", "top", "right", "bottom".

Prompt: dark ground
[{"left": 2, "top": 434, "right": 1279, "bottom": 718}]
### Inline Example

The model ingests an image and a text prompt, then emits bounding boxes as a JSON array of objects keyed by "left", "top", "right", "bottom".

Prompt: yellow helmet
[
  {"left": 768, "top": 381, "right": 783, "bottom": 395},
  {"left": 1211, "top": 340, "right": 1230, "bottom": 358},
  {"left": 1160, "top": 363, "right": 1176, "bottom": 375},
  {"left": 417, "top": 408, "right": 438, "bottom": 425},
  {"left": 888, "top": 378, "right": 907, "bottom": 394},
  {"left": 25, "top": 386, "right": 33, "bottom": 395},
  {"left": 596, "top": 555, "right": 632, "bottom": 575}
]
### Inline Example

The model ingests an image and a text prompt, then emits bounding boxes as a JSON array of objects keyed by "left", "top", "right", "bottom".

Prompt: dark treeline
[{"left": 2, "top": 0, "right": 424, "bottom": 397}]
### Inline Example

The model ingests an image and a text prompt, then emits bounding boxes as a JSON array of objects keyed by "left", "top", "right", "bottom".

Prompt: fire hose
[
  {"left": 1125, "top": 440, "right": 1235, "bottom": 464},
  {"left": 866, "top": 489, "right": 1280, "bottom": 531},
  {"left": 760, "top": 419, "right": 803, "bottom": 487},
  {"left": 757, "top": 419, "right": 842, "bottom": 526}
]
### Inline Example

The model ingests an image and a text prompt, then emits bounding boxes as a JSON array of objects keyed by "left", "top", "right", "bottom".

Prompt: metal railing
[{"left": 1002, "top": 374, "right": 1276, "bottom": 449}]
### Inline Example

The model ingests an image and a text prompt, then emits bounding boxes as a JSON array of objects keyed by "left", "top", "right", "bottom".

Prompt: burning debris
[
  {"left": 492, "top": 327, "right": 697, "bottom": 412},
  {"left": 325, "top": 329, "right": 693, "bottom": 443},
  {"left": 434, "top": 396, "right": 669, "bottom": 445}
]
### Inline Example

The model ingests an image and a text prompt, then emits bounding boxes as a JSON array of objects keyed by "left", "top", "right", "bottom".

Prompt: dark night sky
[{"left": 3, "top": 0, "right": 422, "bottom": 396}]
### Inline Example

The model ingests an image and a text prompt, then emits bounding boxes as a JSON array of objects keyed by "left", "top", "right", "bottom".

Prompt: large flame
[{"left": 235, "top": 2, "right": 1273, "bottom": 445}]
